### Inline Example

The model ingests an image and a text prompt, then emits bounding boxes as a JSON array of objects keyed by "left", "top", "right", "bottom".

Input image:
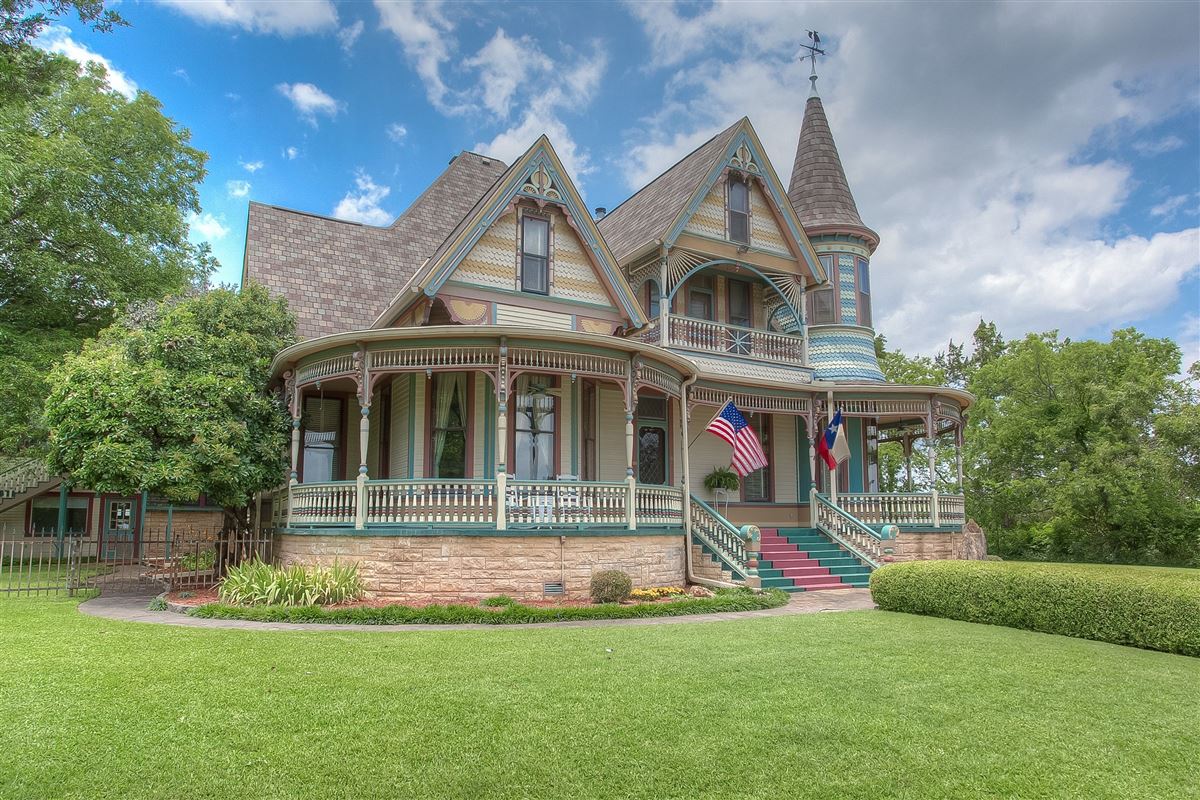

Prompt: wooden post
[
  {"left": 658, "top": 245, "right": 669, "bottom": 341},
  {"left": 625, "top": 359, "right": 637, "bottom": 530},
  {"left": 806, "top": 413, "right": 817, "bottom": 495},
  {"left": 355, "top": 350, "right": 370, "bottom": 531},
  {"left": 927, "top": 402, "right": 939, "bottom": 527},
  {"left": 826, "top": 390, "right": 838, "bottom": 505},
  {"left": 799, "top": 275, "right": 809, "bottom": 366},
  {"left": 495, "top": 342, "right": 508, "bottom": 531},
  {"left": 286, "top": 372, "right": 300, "bottom": 529},
  {"left": 955, "top": 424, "right": 965, "bottom": 493},
  {"left": 677, "top": 388, "right": 692, "bottom": 535}
]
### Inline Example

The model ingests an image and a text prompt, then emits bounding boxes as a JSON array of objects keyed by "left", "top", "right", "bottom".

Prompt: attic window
[
  {"left": 728, "top": 180, "right": 750, "bottom": 245},
  {"left": 521, "top": 214, "right": 549, "bottom": 295}
]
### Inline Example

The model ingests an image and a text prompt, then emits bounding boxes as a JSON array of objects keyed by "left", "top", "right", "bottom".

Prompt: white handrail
[
  {"left": 665, "top": 315, "right": 804, "bottom": 365},
  {"left": 811, "top": 491, "right": 889, "bottom": 568},
  {"left": 835, "top": 492, "right": 966, "bottom": 528},
  {"left": 689, "top": 495, "right": 759, "bottom": 582}
]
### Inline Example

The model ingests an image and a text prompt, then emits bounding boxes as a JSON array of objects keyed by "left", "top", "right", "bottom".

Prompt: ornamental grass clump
[{"left": 218, "top": 558, "right": 363, "bottom": 607}]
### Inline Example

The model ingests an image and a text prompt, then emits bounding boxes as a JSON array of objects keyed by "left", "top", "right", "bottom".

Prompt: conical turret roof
[{"left": 788, "top": 93, "right": 874, "bottom": 244}]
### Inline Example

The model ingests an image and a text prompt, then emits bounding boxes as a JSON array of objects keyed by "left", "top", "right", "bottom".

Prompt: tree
[
  {"left": 1, "top": 0, "right": 124, "bottom": 47},
  {"left": 43, "top": 285, "right": 295, "bottom": 525},
  {"left": 0, "top": 43, "right": 212, "bottom": 452},
  {"left": 965, "top": 329, "right": 1200, "bottom": 565}
]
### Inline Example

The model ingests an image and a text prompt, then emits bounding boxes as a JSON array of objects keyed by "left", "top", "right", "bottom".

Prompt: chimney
[{"left": 594, "top": 207, "right": 607, "bottom": 221}]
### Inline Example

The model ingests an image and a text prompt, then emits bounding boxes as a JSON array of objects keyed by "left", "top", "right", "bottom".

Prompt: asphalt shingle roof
[
  {"left": 597, "top": 120, "right": 743, "bottom": 263},
  {"left": 243, "top": 152, "right": 507, "bottom": 340}
]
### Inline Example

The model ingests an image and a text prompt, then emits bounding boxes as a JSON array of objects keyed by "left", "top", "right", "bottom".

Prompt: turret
[{"left": 789, "top": 69, "right": 884, "bottom": 382}]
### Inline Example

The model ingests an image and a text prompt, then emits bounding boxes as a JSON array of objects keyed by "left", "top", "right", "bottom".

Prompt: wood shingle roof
[{"left": 787, "top": 95, "right": 866, "bottom": 230}]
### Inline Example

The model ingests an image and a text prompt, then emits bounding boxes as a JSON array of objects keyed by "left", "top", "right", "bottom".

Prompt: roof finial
[{"left": 801, "top": 30, "right": 825, "bottom": 98}]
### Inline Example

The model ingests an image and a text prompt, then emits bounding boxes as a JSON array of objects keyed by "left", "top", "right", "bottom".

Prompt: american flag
[{"left": 705, "top": 401, "right": 768, "bottom": 477}]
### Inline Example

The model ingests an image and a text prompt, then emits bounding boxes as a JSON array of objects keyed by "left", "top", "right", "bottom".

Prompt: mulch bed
[{"left": 166, "top": 589, "right": 707, "bottom": 610}]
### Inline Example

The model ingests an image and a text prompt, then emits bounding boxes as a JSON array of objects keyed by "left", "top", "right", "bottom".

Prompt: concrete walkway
[{"left": 79, "top": 589, "right": 876, "bottom": 633}]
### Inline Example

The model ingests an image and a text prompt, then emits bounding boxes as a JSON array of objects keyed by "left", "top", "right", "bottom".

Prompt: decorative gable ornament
[
  {"left": 729, "top": 143, "right": 760, "bottom": 175},
  {"left": 521, "top": 163, "right": 562, "bottom": 201}
]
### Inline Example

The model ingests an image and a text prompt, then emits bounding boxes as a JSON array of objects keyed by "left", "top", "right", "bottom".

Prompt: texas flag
[{"left": 817, "top": 409, "right": 851, "bottom": 470}]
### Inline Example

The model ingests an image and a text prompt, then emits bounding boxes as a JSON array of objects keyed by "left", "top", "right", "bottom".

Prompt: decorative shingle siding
[
  {"left": 683, "top": 182, "right": 726, "bottom": 239},
  {"left": 808, "top": 326, "right": 885, "bottom": 382},
  {"left": 453, "top": 211, "right": 519, "bottom": 291},
  {"left": 839, "top": 254, "right": 858, "bottom": 326},
  {"left": 243, "top": 153, "right": 506, "bottom": 340},
  {"left": 749, "top": 183, "right": 790, "bottom": 256}
]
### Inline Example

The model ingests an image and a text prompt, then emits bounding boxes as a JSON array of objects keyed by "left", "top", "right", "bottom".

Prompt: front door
[
  {"left": 638, "top": 425, "right": 668, "bottom": 485},
  {"left": 101, "top": 498, "right": 137, "bottom": 561}
]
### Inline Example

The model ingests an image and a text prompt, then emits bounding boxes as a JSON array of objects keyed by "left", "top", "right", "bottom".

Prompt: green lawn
[
  {"left": 0, "top": 597, "right": 1196, "bottom": 800},
  {"left": 0, "top": 562, "right": 109, "bottom": 590}
]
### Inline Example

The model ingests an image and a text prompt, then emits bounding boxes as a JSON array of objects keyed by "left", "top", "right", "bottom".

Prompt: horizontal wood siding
[{"left": 494, "top": 304, "right": 573, "bottom": 330}]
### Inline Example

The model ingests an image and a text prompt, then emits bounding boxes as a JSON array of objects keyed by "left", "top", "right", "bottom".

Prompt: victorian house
[{"left": 240, "top": 82, "right": 972, "bottom": 601}]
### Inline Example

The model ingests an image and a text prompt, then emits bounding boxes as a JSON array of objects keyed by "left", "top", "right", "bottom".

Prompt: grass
[
  {"left": 0, "top": 596, "right": 1197, "bottom": 800},
  {"left": 190, "top": 588, "right": 789, "bottom": 624},
  {"left": 0, "top": 561, "right": 110, "bottom": 590}
]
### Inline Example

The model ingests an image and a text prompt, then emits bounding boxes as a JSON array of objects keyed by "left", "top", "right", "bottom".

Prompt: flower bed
[{"left": 185, "top": 587, "right": 789, "bottom": 625}]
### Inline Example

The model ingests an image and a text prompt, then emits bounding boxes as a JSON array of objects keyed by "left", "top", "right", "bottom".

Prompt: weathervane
[{"left": 800, "top": 30, "right": 825, "bottom": 96}]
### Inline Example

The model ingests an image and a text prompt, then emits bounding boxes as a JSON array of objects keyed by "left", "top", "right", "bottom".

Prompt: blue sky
[{"left": 37, "top": 1, "right": 1200, "bottom": 367}]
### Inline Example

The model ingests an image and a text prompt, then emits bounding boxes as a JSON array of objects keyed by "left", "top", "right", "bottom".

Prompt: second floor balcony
[{"left": 637, "top": 314, "right": 807, "bottom": 368}]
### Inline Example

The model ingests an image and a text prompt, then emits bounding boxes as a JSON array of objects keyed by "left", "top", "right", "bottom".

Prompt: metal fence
[{"left": 0, "top": 525, "right": 273, "bottom": 597}]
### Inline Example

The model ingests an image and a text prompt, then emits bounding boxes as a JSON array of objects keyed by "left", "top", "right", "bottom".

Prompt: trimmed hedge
[
  {"left": 188, "top": 588, "right": 789, "bottom": 625},
  {"left": 870, "top": 560, "right": 1200, "bottom": 656}
]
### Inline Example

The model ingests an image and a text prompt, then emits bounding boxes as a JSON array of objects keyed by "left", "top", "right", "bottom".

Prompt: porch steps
[{"left": 756, "top": 528, "right": 872, "bottom": 592}]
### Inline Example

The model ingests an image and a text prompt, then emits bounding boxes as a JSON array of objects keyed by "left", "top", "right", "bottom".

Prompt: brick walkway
[{"left": 79, "top": 589, "right": 876, "bottom": 633}]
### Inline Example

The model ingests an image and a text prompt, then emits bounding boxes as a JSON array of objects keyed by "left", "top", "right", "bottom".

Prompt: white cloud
[
  {"left": 187, "top": 211, "right": 230, "bottom": 241},
  {"left": 620, "top": 1, "right": 1200, "bottom": 355},
  {"left": 284, "top": 146, "right": 299, "bottom": 160},
  {"left": 173, "top": 67, "right": 190, "bottom": 83},
  {"left": 374, "top": 0, "right": 458, "bottom": 113},
  {"left": 331, "top": 170, "right": 392, "bottom": 225},
  {"left": 1150, "top": 193, "right": 1193, "bottom": 219},
  {"left": 35, "top": 26, "right": 137, "bottom": 100},
  {"left": 226, "top": 180, "right": 251, "bottom": 198},
  {"left": 386, "top": 122, "right": 408, "bottom": 142},
  {"left": 1133, "top": 134, "right": 1185, "bottom": 156},
  {"left": 276, "top": 82, "right": 343, "bottom": 126},
  {"left": 239, "top": 159, "right": 264, "bottom": 173},
  {"left": 156, "top": 0, "right": 337, "bottom": 36},
  {"left": 464, "top": 29, "right": 552, "bottom": 117},
  {"left": 1178, "top": 313, "right": 1200, "bottom": 377},
  {"left": 337, "top": 19, "right": 364, "bottom": 53},
  {"left": 225, "top": 92, "right": 241, "bottom": 102}
]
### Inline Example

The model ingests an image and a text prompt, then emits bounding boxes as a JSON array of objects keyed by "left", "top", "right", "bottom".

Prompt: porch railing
[
  {"left": 289, "top": 481, "right": 357, "bottom": 526},
  {"left": 366, "top": 480, "right": 497, "bottom": 525},
  {"left": 835, "top": 492, "right": 966, "bottom": 529},
  {"left": 689, "top": 495, "right": 759, "bottom": 583},
  {"left": 811, "top": 492, "right": 891, "bottom": 568},
  {"left": 280, "top": 479, "right": 685, "bottom": 529},
  {"left": 639, "top": 315, "right": 804, "bottom": 366}
]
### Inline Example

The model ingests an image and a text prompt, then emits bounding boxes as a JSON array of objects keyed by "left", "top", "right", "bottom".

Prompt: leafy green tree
[
  {"left": 873, "top": 334, "right": 956, "bottom": 493},
  {"left": 43, "top": 286, "right": 295, "bottom": 525},
  {"left": 965, "top": 329, "right": 1199, "bottom": 565},
  {"left": 0, "top": 43, "right": 211, "bottom": 452},
  {"left": 1, "top": 0, "right": 123, "bottom": 47}
]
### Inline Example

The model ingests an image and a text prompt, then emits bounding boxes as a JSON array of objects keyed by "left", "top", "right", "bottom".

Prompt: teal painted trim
[
  {"left": 138, "top": 490, "right": 148, "bottom": 538},
  {"left": 55, "top": 483, "right": 68, "bottom": 558},
  {"left": 145, "top": 503, "right": 210, "bottom": 512},
  {"left": 423, "top": 150, "right": 646, "bottom": 325},
  {"left": 442, "top": 282, "right": 619, "bottom": 313},
  {"left": 407, "top": 374, "right": 416, "bottom": 479},
  {"left": 278, "top": 525, "right": 683, "bottom": 538},
  {"left": 661, "top": 258, "right": 804, "bottom": 331},
  {"left": 848, "top": 418, "right": 864, "bottom": 493},
  {"left": 663, "top": 129, "right": 826, "bottom": 284}
]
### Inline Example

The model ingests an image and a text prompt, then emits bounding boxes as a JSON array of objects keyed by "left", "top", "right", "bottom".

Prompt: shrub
[
  {"left": 218, "top": 558, "right": 364, "bottom": 607},
  {"left": 870, "top": 560, "right": 1200, "bottom": 656},
  {"left": 179, "top": 549, "right": 216, "bottom": 572},
  {"left": 190, "top": 589, "right": 790, "bottom": 625},
  {"left": 590, "top": 570, "right": 632, "bottom": 604},
  {"left": 480, "top": 595, "right": 516, "bottom": 608},
  {"left": 147, "top": 596, "right": 168, "bottom": 611}
]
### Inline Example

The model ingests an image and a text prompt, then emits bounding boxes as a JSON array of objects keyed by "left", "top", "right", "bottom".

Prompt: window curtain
[
  {"left": 431, "top": 372, "right": 466, "bottom": 475},
  {"left": 515, "top": 375, "right": 555, "bottom": 480}
]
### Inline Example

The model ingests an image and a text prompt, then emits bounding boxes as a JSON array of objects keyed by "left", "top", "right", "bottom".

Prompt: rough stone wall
[
  {"left": 888, "top": 530, "right": 965, "bottom": 562},
  {"left": 277, "top": 534, "right": 685, "bottom": 602}
]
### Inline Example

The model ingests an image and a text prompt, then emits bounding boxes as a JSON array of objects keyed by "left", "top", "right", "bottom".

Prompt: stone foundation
[
  {"left": 888, "top": 529, "right": 968, "bottom": 562},
  {"left": 276, "top": 532, "right": 686, "bottom": 602}
]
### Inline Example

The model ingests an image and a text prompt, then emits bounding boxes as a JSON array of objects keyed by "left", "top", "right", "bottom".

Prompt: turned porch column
[
  {"left": 658, "top": 245, "right": 669, "bottom": 339},
  {"left": 286, "top": 371, "right": 300, "bottom": 528},
  {"left": 955, "top": 422, "right": 965, "bottom": 493},
  {"left": 354, "top": 349, "right": 371, "bottom": 530},
  {"left": 927, "top": 402, "right": 939, "bottom": 528},
  {"left": 625, "top": 360, "right": 637, "bottom": 530},
  {"left": 826, "top": 390, "right": 838, "bottom": 505},
  {"left": 903, "top": 433, "right": 914, "bottom": 492},
  {"left": 495, "top": 341, "right": 509, "bottom": 530}
]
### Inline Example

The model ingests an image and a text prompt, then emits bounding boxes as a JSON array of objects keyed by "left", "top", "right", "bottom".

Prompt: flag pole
[
  {"left": 688, "top": 397, "right": 732, "bottom": 448},
  {"left": 827, "top": 389, "right": 838, "bottom": 504}
]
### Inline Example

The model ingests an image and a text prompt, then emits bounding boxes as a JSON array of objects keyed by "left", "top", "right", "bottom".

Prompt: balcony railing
[
  {"left": 834, "top": 492, "right": 966, "bottom": 529},
  {"left": 638, "top": 315, "right": 805, "bottom": 366},
  {"left": 278, "top": 479, "right": 684, "bottom": 530}
]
